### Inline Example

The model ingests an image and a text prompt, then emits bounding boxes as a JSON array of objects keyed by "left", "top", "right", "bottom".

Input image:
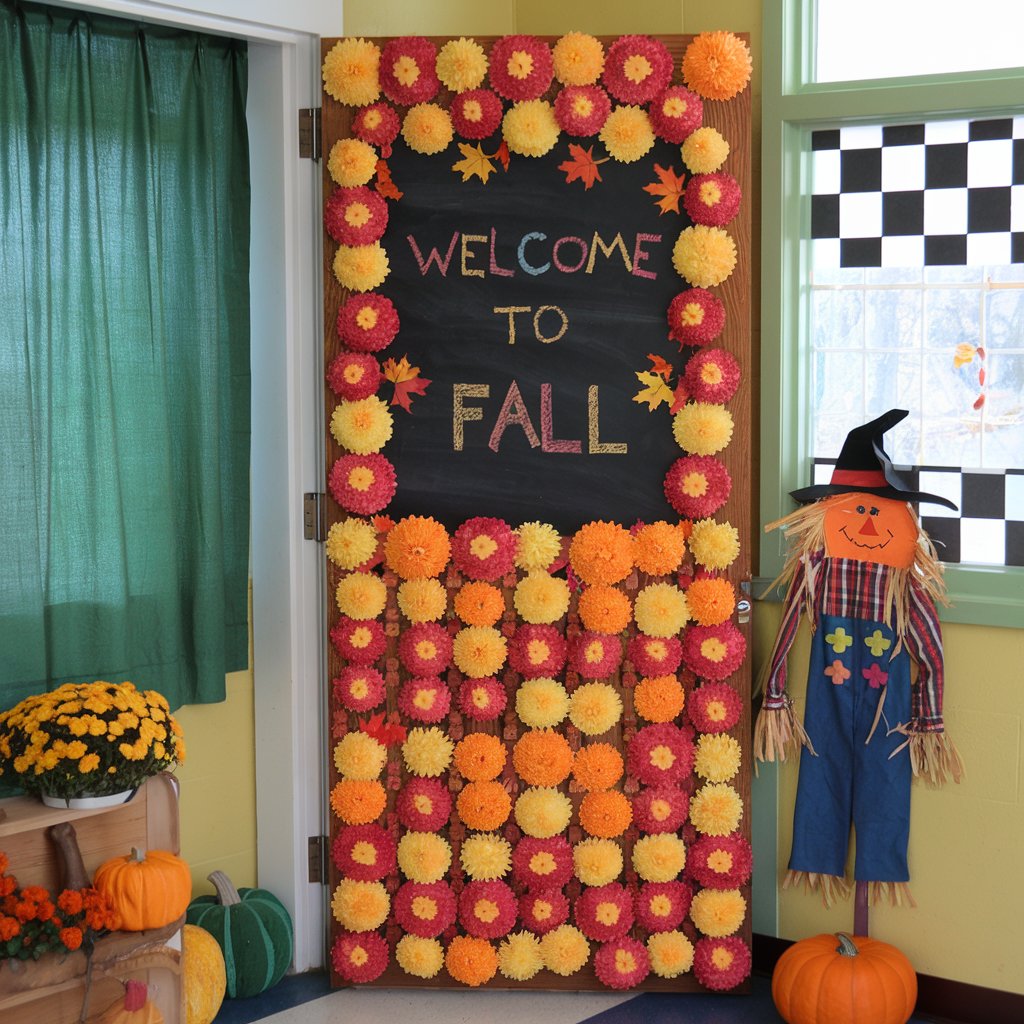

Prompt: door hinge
[
  {"left": 307, "top": 834, "right": 328, "bottom": 884},
  {"left": 303, "top": 492, "right": 325, "bottom": 542},
  {"left": 298, "top": 107, "right": 321, "bottom": 161}
]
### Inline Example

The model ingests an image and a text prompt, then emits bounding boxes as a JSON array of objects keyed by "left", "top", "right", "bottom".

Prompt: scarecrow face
[{"left": 822, "top": 492, "right": 918, "bottom": 568}]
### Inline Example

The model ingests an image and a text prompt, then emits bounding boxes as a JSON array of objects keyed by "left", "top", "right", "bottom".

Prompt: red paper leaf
[
  {"left": 979, "top": 367, "right": 986, "bottom": 385},
  {"left": 383, "top": 355, "right": 432, "bottom": 412},
  {"left": 375, "top": 159, "right": 403, "bottom": 201},
  {"left": 359, "top": 712, "right": 407, "bottom": 746},
  {"left": 973, "top": 394, "right": 986, "bottom": 410},
  {"left": 977, "top": 346, "right": 986, "bottom": 359},
  {"left": 642, "top": 163, "right": 686, "bottom": 215},
  {"left": 558, "top": 143, "right": 609, "bottom": 190},
  {"left": 493, "top": 140, "right": 510, "bottom": 171},
  {"left": 669, "top": 379, "right": 689, "bottom": 414}
]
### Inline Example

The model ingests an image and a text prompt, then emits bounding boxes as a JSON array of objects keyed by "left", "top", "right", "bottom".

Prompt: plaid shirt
[{"left": 763, "top": 554, "right": 945, "bottom": 733}]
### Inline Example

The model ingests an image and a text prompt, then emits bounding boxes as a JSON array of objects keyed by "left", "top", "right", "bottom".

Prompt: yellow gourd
[{"left": 182, "top": 923, "right": 227, "bottom": 1024}]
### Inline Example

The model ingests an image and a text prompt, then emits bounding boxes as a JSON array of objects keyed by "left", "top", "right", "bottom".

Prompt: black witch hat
[{"left": 791, "top": 409, "right": 958, "bottom": 510}]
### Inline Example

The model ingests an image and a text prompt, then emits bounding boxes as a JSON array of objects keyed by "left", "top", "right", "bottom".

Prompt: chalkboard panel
[{"left": 379, "top": 137, "right": 690, "bottom": 532}]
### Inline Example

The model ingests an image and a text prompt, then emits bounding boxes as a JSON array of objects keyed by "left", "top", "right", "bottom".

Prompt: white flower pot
[{"left": 40, "top": 789, "right": 136, "bottom": 810}]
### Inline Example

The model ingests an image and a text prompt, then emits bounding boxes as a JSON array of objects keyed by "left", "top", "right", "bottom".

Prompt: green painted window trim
[{"left": 760, "top": 0, "right": 1024, "bottom": 629}]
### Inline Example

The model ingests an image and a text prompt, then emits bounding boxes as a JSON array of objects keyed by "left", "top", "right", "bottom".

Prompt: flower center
[
  {"left": 411, "top": 896, "right": 437, "bottom": 920},
  {"left": 413, "top": 794, "right": 434, "bottom": 815},
  {"left": 706, "top": 700, "right": 727, "bottom": 721},
  {"left": 712, "top": 946, "right": 735, "bottom": 970},
  {"left": 650, "top": 894, "right": 672, "bottom": 917},
  {"left": 533, "top": 900, "right": 552, "bottom": 920},
  {"left": 623, "top": 54, "right": 652, "bottom": 83},
  {"left": 355, "top": 306, "right": 379, "bottom": 330},
  {"left": 413, "top": 689, "right": 436, "bottom": 710},
  {"left": 650, "top": 744, "right": 676, "bottom": 770},
  {"left": 585, "top": 640, "right": 605, "bottom": 664},
  {"left": 595, "top": 902, "right": 620, "bottom": 926},
  {"left": 470, "top": 534, "right": 498, "bottom": 560},
  {"left": 345, "top": 202, "right": 372, "bottom": 227},
  {"left": 393, "top": 55, "right": 421, "bottom": 87},
  {"left": 530, "top": 851, "right": 557, "bottom": 875},
  {"left": 343, "top": 363, "right": 366, "bottom": 384},
  {"left": 680, "top": 301, "right": 705, "bottom": 326},
  {"left": 707, "top": 850, "right": 734, "bottom": 873},
  {"left": 351, "top": 841, "right": 377, "bottom": 865},
  {"left": 682, "top": 471, "right": 709, "bottom": 497},
  {"left": 350, "top": 678, "right": 370, "bottom": 699},
  {"left": 508, "top": 51, "right": 534, "bottom": 80},
  {"left": 527, "top": 639, "right": 551, "bottom": 664},
  {"left": 572, "top": 95, "right": 594, "bottom": 117},
  {"left": 663, "top": 96, "right": 688, "bottom": 117},
  {"left": 646, "top": 640, "right": 667, "bottom": 659},
  {"left": 615, "top": 949, "right": 638, "bottom": 974},
  {"left": 463, "top": 99, "right": 483, "bottom": 122},
  {"left": 701, "top": 638, "right": 728, "bottom": 662},
  {"left": 471, "top": 686, "right": 492, "bottom": 709},
  {"left": 364, "top": 110, "right": 382, "bottom": 130},
  {"left": 350, "top": 626, "right": 373, "bottom": 648},
  {"left": 350, "top": 945, "right": 369, "bottom": 966},
  {"left": 347, "top": 467, "right": 375, "bottom": 492},
  {"left": 701, "top": 363, "right": 724, "bottom": 385},
  {"left": 415, "top": 640, "right": 438, "bottom": 660},
  {"left": 651, "top": 798, "right": 672, "bottom": 821},
  {"left": 475, "top": 898, "right": 500, "bottom": 923}
]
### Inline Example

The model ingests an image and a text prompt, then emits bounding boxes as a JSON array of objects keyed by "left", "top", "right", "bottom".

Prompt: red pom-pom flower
[
  {"left": 632, "top": 785, "right": 690, "bottom": 834},
  {"left": 687, "top": 681, "right": 743, "bottom": 734},
  {"left": 554, "top": 85, "right": 611, "bottom": 136},
  {"left": 396, "top": 778, "right": 452, "bottom": 833},
  {"left": 508, "top": 624, "right": 568, "bottom": 676},
  {"left": 574, "top": 883, "right": 634, "bottom": 941},
  {"left": 627, "top": 723, "right": 695, "bottom": 786},
  {"left": 457, "top": 677, "right": 507, "bottom": 721},
  {"left": 602, "top": 35, "right": 672, "bottom": 104},
  {"left": 330, "top": 614, "right": 387, "bottom": 663},
  {"left": 393, "top": 880, "right": 457, "bottom": 938},
  {"left": 681, "top": 622, "right": 746, "bottom": 681},
  {"left": 333, "top": 666, "right": 386, "bottom": 712},
  {"left": 398, "top": 622, "right": 453, "bottom": 676},
  {"left": 594, "top": 936, "right": 650, "bottom": 989},
  {"left": 458, "top": 880, "right": 518, "bottom": 939},
  {"left": 627, "top": 634, "right": 683, "bottom": 677},
  {"left": 332, "top": 824, "right": 396, "bottom": 881},
  {"left": 667, "top": 288, "right": 725, "bottom": 348},
  {"left": 326, "top": 351, "right": 381, "bottom": 401},
  {"left": 337, "top": 292, "right": 400, "bottom": 353},
  {"left": 683, "top": 172, "right": 742, "bottom": 227},
  {"left": 682, "top": 347, "right": 742, "bottom": 405},
  {"left": 519, "top": 887, "right": 569, "bottom": 934},
  {"left": 397, "top": 676, "right": 452, "bottom": 723},
  {"left": 693, "top": 936, "right": 751, "bottom": 990},
  {"left": 324, "top": 186, "right": 389, "bottom": 246},
  {"left": 450, "top": 89, "right": 504, "bottom": 139},
  {"left": 352, "top": 101, "right": 401, "bottom": 157},
  {"left": 634, "top": 880, "right": 693, "bottom": 932},
  {"left": 512, "top": 836, "right": 574, "bottom": 890},
  {"left": 380, "top": 37, "right": 439, "bottom": 105},
  {"left": 569, "top": 631, "right": 623, "bottom": 679},
  {"left": 648, "top": 85, "right": 703, "bottom": 143},
  {"left": 687, "top": 833, "right": 752, "bottom": 889},
  {"left": 489, "top": 35, "right": 553, "bottom": 101},
  {"left": 452, "top": 517, "right": 517, "bottom": 581},
  {"left": 328, "top": 454, "right": 397, "bottom": 516},
  {"left": 332, "top": 930, "right": 389, "bottom": 983},
  {"left": 663, "top": 455, "right": 732, "bottom": 520}
]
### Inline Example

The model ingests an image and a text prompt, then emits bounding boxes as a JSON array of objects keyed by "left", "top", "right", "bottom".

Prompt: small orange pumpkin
[
  {"left": 772, "top": 932, "right": 918, "bottom": 1024},
  {"left": 94, "top": 979, "right": 164, "bottom": 1024},
  {"left": 93, "top": 847, "right": 192, "bottom": 931}
]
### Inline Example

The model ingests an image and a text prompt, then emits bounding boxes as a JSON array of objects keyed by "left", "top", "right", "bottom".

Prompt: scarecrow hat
[{"left": 790, "top": 409, "right": 958, "bottom": 510}]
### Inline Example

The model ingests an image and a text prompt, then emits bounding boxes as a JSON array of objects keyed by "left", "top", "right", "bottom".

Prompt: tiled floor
[{"left": 212, "top": 971, "right": 937, "bottom": 1024}]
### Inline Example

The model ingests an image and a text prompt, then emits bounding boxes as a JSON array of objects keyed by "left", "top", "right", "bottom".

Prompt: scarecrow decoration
[{"left": 755, "top": 409, "right": 964, "bottom": 906}]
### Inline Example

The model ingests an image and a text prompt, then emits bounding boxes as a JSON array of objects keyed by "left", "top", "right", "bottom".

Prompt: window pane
[{"left": 816, "top": 0, "right": 1024, "bottom": 82}]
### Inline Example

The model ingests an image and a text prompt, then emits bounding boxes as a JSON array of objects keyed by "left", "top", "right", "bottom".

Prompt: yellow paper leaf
[
  {"left": 452, "top": 142, "right": 497, "bottom": 184},
  {"left": 633, "top": 370, "right": 674, "bottom": 412}
]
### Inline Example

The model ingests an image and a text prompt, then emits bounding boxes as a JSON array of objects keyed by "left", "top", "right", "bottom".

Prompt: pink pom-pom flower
[
  {"left": 554, "top": 85, "right": 611, "bottom": 136},
  {"left": 396, "top": 777, "right": 452, "bottom": 833},
  {"left": 329, "top": 614, "right": 387, "bottom": 663},
  {"left": 458, "top": 879, "right": 518, "bottom": 939},
  {"left": 519, "top": 887, "right": 570, "bottom": 934},
  {"left": 380, "top": 37, "right": 439, "bottom": 105},
  {"left": 663, "top": 455, "right": 733, "bottom": 520},
  {"left": 332, "top": 930, "right": 389, "bottom": 983},
  {"left": 324, "top": 186, "right": 389, "bottom": 247},
  {"left": 393, "top": 880, "right": 457, "bottom": 938},
  {"left": 508, "top": 624, "right": 568, "bottom": 676},
  {"left": 687, "top": 833, "right": 753, "bottom": 890},
  {"left": 512, "top": 836, "right": 574, "bottom": 890},
  {"left": 489, "top": 35, "right": 554, "bottom": 101},
  {"left": 627, "top": 634, "right": 683, "bottom": 677},
  {"left": 667, "top": 288, "right": 725, "bottom": 348},
  {"left": 452, "top": 517, "right": 517, "bottom": 581},
  {"left": 634, "top": 880, "right": 693, "bottom": 932},
  {"left": 632, "top": 785, "right": 690, "bottom": 834},
  {"left": 328, "top": 454, "right": 397, "bottom": 516},
  {"left": 397, "top": 676, "right": 452, "bottom": 724},
  {"left": 648, "top": 85, "right": 703, "bottom": 143},
  {"left": 693, "top": 936, "right": 751, "bottom": 991},
  {"left": 336, "top": 292, "right": 400, "bottom": 353},
  {"left": 568, "top": 631, "right": 624, "bottom": 679},
  {"left": 352, "top": 101, "right": 401, "bottom": 157},
  {"left": 594, "top": 936, "right": 650, "bottom": 989},
  {"left": 331, "top": 823, "right": 396, "bottom": 881},
  {"left": 457, "top": 676, "right": 507, "bottom": 721},
  {"left": 333, "top": 665, "right": 386, "bottom": 712},
  {"left": 683, "top": 172, "right": 742, "bottom": 227},
  {"left": 326, "top": 351, "right": 381, "bottom": 402},
  {"left": 398, "top": 622, "right": 453, "bottom": 676},
  {"left": 450, "top": 89, "right": 505, "bottom": 139},
  {"left": 602, "top": 35, "right": 672, "bottom": 104},
  {"left": 687, "top": 681, "right": 743, "bottom": 734},
  {"left": 574, "top": 883, "right": 634, "bottom": 941},
  {"left": 627, "top": 723, "right": 695, "bottom": 786},
  {"left": 682, "top": 348, "right": 742, "bottom": 405},
  {"left": 681, "top": 622, "right": 747, "bottom": 681}
]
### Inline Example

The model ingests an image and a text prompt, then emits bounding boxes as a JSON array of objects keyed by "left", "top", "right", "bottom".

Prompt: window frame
[{"left": 760, "top": 0, "right": 1024, "bottom": 627}]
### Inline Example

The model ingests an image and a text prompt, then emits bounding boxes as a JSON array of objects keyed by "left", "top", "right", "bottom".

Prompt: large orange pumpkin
[
  {"left": 772, "top": 933, "right": 918, "bottom": 1024},
  {"left": 93, "top": 847, "right": 192, "bottom": 931}
]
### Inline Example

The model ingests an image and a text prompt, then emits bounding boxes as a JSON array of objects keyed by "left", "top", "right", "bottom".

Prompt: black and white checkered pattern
[
  {"left": 812, "top": 461, "right": 1024, "bottom": 566},
  {"left": 811, "top": 117, "right": 1024, "bottom": 268}
]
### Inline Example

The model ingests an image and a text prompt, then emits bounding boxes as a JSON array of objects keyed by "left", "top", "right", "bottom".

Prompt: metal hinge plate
[
  {"left": 303, "top": 492, "right": 325, "bottom": 542},
  {"left": 298, "top": 107, "right": 321, "bottom": 160},
  {"left": 308, "top": 834, "right": 328, "bottom": 884}
]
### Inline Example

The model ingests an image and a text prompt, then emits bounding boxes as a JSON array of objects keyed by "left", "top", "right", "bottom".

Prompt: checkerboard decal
[
  {"left": 812, "top": 461, "right": 1024, "bottom": 566},
  {"left": 811, "top": 116, "right": 1024, "bottom": 267}
]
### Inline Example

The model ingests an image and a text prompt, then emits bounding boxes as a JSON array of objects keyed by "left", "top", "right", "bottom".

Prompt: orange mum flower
[
  {"left": 455, "top": 581, "right": 506, "bottom": 627},
  {"left": 571, "top": 742, "right": 624, "bottom": 792},
  {"left": 632, "top": 521, "right": 687, "bottom": 576},
  {"left": 331, "top": 779, "right": 387, "bottom": 825},
  {"left": 686, "top": 576, "right": 736, "bottom": 626},
  {"left": 446, "top": 934, "right": 498, "bottom": 986},
  {"left": 457, "top": 780, "right": 513, "bottom": 831},
  {"left": 681, "top": 31, "right": 753, "bottom": 102},
  {"left": 579, "top": 790, "right": 633, "bottom": 838},
  {"left": 569, "top": 521, "right": 634, "bottom": 585},
  {"left": 512, "top": 729, "right": 574, "bottom": 787},
  {"left": 634, "top": 675, "right": 686, "bottom": 723},
  {"left": 384, "top": 515, "right": 451, "bottom": 579},
  {"left": 577, "top": 584, "right": 633, "bottom": 634},
  {"left": 454, "top": 732, "right": 508, "bottom": 781}
]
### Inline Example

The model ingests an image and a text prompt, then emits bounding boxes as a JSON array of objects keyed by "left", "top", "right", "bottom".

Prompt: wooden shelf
[{"left": 0, "top": 775, "right": 185, "bottom": 1024}]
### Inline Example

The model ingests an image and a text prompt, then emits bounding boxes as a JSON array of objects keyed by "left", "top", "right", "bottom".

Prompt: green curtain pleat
[{"left": 0, "top": 1, "right": 250, "bottom": 718}]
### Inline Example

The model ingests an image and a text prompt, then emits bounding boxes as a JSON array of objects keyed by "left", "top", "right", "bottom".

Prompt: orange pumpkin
[
  {"left": 772, "top": 932, "right": 918, "bottom": 1024},
  {"left": 93, "top": 847, "right": 192, "bottom": 931},
  {"left": 94, "top": 979, "right": 164, "bottom": 1024}
]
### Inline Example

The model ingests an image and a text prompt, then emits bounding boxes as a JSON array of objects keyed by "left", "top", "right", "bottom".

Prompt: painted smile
[{"left": 839, "top": 525, "right": 894, "bottom": 549}]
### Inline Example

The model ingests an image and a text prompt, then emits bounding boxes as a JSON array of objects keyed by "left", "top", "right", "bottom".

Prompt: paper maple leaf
[
  {"left": 359, "top": 712, "right": 407, "bottom": 746},
  {"left": 452, "top": 143, "right": 498, "bottom": 183},
  {"left": 669, "top": 379, "right": 689, "bottom": 414},
  {"left": 647, "top": 353, "right": 674, "bottom": 380},
  {"left": 374, "top": 159, "right": 402, "bottom": 201},
  {"left": 642, "top": 164, "right": 686, "bottom": 215},
  {"left": 494, "top": 140, "right": 511, "bottom": 171},
  {"left": 633, "top": 370, "right": 675, "bottom": 412},
  {"left": 558, "top": 143, "right": 609, "bottom": 190},
  {"left": 382, "top": 355, "right": 432, "bottom": 412}
]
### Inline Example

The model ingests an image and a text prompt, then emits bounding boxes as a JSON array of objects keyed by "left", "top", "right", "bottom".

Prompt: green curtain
[{"left": 0, "top": 1, "right": 250, "bottom": 716}]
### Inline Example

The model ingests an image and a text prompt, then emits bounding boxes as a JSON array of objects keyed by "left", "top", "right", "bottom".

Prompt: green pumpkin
[{"left": 186, "top": 870, "right": 294, "bottom": 998}]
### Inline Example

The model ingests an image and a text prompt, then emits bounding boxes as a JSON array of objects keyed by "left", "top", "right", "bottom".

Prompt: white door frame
[{"left": 46, "top": 0, "right": 334, "bottom": 972}]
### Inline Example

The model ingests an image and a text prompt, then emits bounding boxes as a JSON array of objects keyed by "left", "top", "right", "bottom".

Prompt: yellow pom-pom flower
[
  {"left": 335, "top": 571, "right": 387, "bottom": 620},
  {"left": 599, "top": 105, "right": 655, "bottom": 163},
  {"left": 689, "top": 782, "right": 743, "bottom": 836},
  {"left": 515, "top": 678, "right": 569, "bottom": 729},
  {"left": 672, "top": 402, "right": 734, "bottom": 456},
  {"left": 327, "top": 137, "right": 378, "bottom": 187},
  {"left": 460, "top": 832, "right": 512, "bottom": 880},
  {"left": 322, "top": 38, "right": 381, "bottom": 106},
  {"left": 568, "top": 682, "right": 623, "bottom": 736},
  {"left": 402, "top": 103, "right": 454, "bottom": 155},
  {"left": 498, "top": 930, "right": 544, "bottom": 981},
  {"left": 573, "top": 837, "right": 623, "bottom": 886},
  {"left": 672, "top": 225, "right": 737, "bottom": 289},
  {"left": 397, "top": 578, "right": 448, "bottom": 623},
  {"left": 331, "top": 878, "right": 389, "bottom": 931},
  {"left": 633, "top": 582, "right": 690, "bottom": 638},
  {"left": 540, "top": 925, "right": 591, "bottom": 977},
  {"left": 436, "top": 37, "right": 488, "bottom": 92},
  {"left": 502, "top": 100, "right": 560, "bottom": 157},
  {"left": 401, "top": 726, "right": 454, "bottom": 778},
  {"left": 330, "top": 395, "right": 394, "bottom": 455},
  {"left": 681, "top": 126, "right": 730, "bottom": 175},
  {"left": 333, "top": 242, "right": 390, "bottom": 292},
  {"left": 695, "top": 733, "right": 742, "bottom": 782},
  {"left": 397, "top": 831, "right": 452, "bottom": 883},
  {"left": 689, "top": 519, "right": 741, "bottom": 571},
  {"left": 632, "top": 833, "right": 686, "bottom": 882},
  {"left": 514, "top": 522, "right": 562, "bottom": 572},
  {"left": 689, "top": 888, "right": 747, "bottom": 937},
  {"left": 333, "top": 730, "right": 387, "bottom": 781},
  {"left": 552, "top": 32, "right": 605, "bottom": 85},
  {"left": 453, "top": 626, "right": 508, "bottom": 678},
  {"left": 396, "top": 935, "right": 444, "bottom": 979},
  {"left": 514, "top": 786, "right": 573, "bottom": 838},
  {"left": 647, "top": 931, "right": 695, "bottom": 979},
  {"left": 325, "top": 517, "right": 377, "bottom": 570},
  {"left": 514, "top": 573, "right": 570, "bottom": 624}
]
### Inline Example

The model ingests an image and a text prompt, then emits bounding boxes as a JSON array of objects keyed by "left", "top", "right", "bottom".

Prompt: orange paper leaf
[
  {"left": 493, "top": 140, "right": 511, "bottom": 171},
  {"left": 374, "top": 159, "right": 403, "bottom": 201},
  {"left": 669, "top": 379, "right": 689, "bottom": 414},
  {"left": 558, "top": 143, "right": 609, "bottom": 190},
  {"left": 647, "top": 353, "right": 674, "bottom": 380},
  {"left": 383, "top": 355, "right": 432, "bottom": 412},
  {"left": 642, "top": 163, "right": 686, "bottom": 215},
  {"left": 452, "top": 142, "right": 498, "bottom": 183}
]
